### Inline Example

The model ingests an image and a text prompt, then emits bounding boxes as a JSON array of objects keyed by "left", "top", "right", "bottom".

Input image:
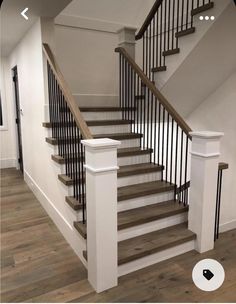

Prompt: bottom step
[
  {"left": 118, "top": 222, "right": 195, "bottom": 265},
  {"left": 83, "top": 223, "right": 196, "bottom": 274}
]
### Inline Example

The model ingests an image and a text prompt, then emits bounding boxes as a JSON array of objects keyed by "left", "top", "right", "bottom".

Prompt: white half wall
[
  {"left": 187, "top": 72, "right": 236, "bottom": 231},
  {"left": 54, "top": 0, "right": 156, "bottom": 107}
]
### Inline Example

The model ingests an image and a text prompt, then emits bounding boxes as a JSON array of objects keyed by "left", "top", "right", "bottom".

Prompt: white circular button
[
  {"left": 192, "top": 259, "right": 225, "bottom": 291},
  {"left": 205, "top": 16, "right": 209, "bottom": 20},
  {"left": 199, "top": 16, "right": 204, "bottom": 20}
]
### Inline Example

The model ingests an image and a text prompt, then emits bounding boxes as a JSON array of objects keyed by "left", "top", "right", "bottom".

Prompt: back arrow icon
[{"left": 21, "top": 8, "right": 29, "bottom": 20}]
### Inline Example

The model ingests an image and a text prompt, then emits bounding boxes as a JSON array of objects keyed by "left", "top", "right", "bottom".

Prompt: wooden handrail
[
  {"left": 219, "top": 162, "right": 229, "bottom": 171},
  {"left": 135, "top": 0, "right": 163, "bottom": 40},
  {"left": 115, "top": 47, "right": 192, "bottom": 138},
  {"left": 42, "top": 43, "right": 93, "bottom": 139}
]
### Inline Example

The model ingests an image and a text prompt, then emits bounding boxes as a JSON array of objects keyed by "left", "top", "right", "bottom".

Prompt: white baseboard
[
  {"left": 0, "top": 158, "right": 16, "bottom": 169},
  {"left": 24, "top": 169, "right": 87, "bottom": 268},
  {"left": 219, "top": 219, "right": 236, "bottom": 233}
]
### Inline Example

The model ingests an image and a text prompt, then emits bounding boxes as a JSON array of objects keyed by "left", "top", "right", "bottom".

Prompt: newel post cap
[
  {"left": 82, "top": 138, "right": 121, "bottom": 150},
  {"left": 189, "top": 131, "right": 224, "bottom": 139}
]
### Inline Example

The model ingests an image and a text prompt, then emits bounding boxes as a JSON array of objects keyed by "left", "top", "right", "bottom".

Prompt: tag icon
[{"left": 203, "top": 269, "right": 214, "bottom": 281}]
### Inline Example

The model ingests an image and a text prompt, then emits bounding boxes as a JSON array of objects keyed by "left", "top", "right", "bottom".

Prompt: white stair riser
[
  {"left": 118, "top": 212, "right": 188, "bottom": 241},
  {"left": 89, "top": 124, "right": 131, "bottom": 135},
  {"left": 82, "top": 111, "right": 122, "bottom": 121},
  {"left": 118, "top": 240, "right": 195, "bottom": 277},
  {"left": 118, "top": 191, "right": 174, "bottom": 212},
  {"left": 118, "top": 172, "right": 162, "bottom": 187},
  {"left": 118, "top": 154, "right": 150, "bottom": 166},
  {"left": 119, "top": 138, "right": 140, "bottom": 149}
]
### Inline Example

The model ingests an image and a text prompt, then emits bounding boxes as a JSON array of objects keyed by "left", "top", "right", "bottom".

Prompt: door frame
[{"left": 12, "top": 66, "right": 24, "bottom": 173}]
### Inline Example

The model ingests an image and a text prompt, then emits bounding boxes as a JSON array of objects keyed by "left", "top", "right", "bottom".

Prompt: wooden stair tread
[
  {"left": 117, "top": 147, "right": 153, "bottom": 157},
  {"left": 86, "top": 119, "right": 132, "bottom": 126},
  {"left": 43, "top": 120, "right": 133, "bottom": 128},
  {"left": 163, "top": 48, "right": 180, "bottom": 56},
  {"left": 175, "top": 27, "right": 195, "bottom": 38},
  {"left": 118, "top": 200, "right": 188, "bottom": 230},
  {"left": 65, "top": 196, "right": 84, "bottom": 211},
  {"left": 51, "top": 154, "right": 83, "bottom": 164},
  {"left": 152, "top": 66, "right": 167, "bottom": 72},
  {"left": 118, "top": 163, "right": 163, "bottom": 177},
  {"left": 58, "top": 174, "right": 84, "bottom": 186},
  {"left": 52, "top": 148, "right": 152, "bottom": 165},
  {"left": 46, "top": 137, "right": 80, "bottom": 145},
  {"left": 83, "top": 223, "right": 196, "bottom": 264},
  {"left": 118, "top": 180, "right": 175, "bottom": 201},
  {"left": 118, "top": 223, "right": 196, "bottom": 265},
  {"left": 191, "top": 2, "right": 214, "bottom": 16},
  {"left": 74, "top": 200, "right": 188, "bottom": 238},
  {"left": 93, "top": 133, "right": 143, "bottom": 140},
  {"left": 80, "top": 107, "right": 122, "bottom": 112}
]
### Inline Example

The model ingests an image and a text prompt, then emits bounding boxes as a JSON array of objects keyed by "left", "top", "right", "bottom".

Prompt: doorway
[{"left": 12, "top": 66, "right": 24, "bottom": 173}]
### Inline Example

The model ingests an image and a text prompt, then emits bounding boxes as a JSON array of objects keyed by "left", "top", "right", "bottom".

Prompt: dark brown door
[{"left": 12, "top": 66, "right": 24, "bottom": 173}]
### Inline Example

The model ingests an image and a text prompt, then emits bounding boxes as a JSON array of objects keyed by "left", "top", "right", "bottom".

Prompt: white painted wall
[
  {"left": 187, "top": 72, "right": 236, "bottom": 232},
  {"left": 0, "top": 57, "right": 17, "bottom": 168},
  {"left": 2, "top": 18, "right": 86, "bottom": 265},
  {"left": 161, "top": 0, "right": 236, "bottom": 117},
  {"left": 54, "top": 0, "right": 156, "bottom": 107}
]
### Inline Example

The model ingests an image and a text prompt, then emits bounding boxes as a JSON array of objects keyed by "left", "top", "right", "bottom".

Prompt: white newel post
[
  {"left": 188, "top": 131, "right": 224, "bottom": 253},
  {"left": 82, "top": 138, "right": 121, "bottom": 293},
  {"left": 117, "top": 27, "right": 137, "bottom": 59}
]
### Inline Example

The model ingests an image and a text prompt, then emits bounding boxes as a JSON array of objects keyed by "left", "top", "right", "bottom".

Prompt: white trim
[
  {"left": 219, "top": 219, "right": 236, "bottom": 233},
  {"left": 190, "top": 151, "right": 220, "bottom": 158},
  {"left": 84, "top": 164, "right": 119, "bottom": 174},
  {"left": 0, "top": 158, "right": 16, "bottom": 169},
  {"left": 82, "top": 138, "right": 121, "bottom": 149},
  {"left": 24, "top": 169, "right": 87, "bottom": 268},
  {"left": 55, "top": 14, "right": 137, "bottom": 34},
  {"left": 190, "top": 131, "right": 224, "bottom": 139}
]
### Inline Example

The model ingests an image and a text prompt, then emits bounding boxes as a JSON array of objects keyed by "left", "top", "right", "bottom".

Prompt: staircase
[
  {"left": 44, "top": 102, "right": 196, "bottom": 275},
  {"left": 41, "top": 0, "right": 221, "bottom": 292}
]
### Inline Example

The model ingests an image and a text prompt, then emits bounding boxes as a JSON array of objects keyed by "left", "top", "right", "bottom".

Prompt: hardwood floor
[{"left": 1, "top": 168, "right": 236, "bottom": 303}]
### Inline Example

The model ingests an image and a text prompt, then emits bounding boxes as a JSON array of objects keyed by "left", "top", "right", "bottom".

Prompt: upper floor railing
[
  {"left": 135, "top": 0, "right": 214, "bottom": 79},
  {"left": 116, "top": 47, "right": 192, "bottom": 204},
  {"left": 43, "top": 43, "right": 92, "bottom": 223}
]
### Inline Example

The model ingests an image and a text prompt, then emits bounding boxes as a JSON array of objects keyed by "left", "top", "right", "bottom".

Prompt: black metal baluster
[
  {"left": 150, "top": 94, "right": 154, "bottom": 162},
  {"left": 154, "top": 97, "right": 158, "bottom": 164},
  {"left": 186, "top": 0, "right": 190, "bottom": 29},
  {"left": 176, "top": 0, "right": 180, "bottom": 47},
  {"left": 179, "top": 130, "right": 184, "bottom": 202},
  {"left": 162, "top": 106, "right": 165, "bottom": 181},
  {"left": 170, "top": 118, "right": 174, "bottom": 184},
  {"left": 166, "top": 113, "right": 170, "bottom": 182},
  {"left": 152, "top": 17, "right": 155, "bottom": 81},
  {"left": 174, "top": 125, "right": 179, "bottom": 200},
  {"left": 181, "top": 0, "right": 185, "bottom": 31},
  {"left": 172, "top": 0, "right": 176, "bottom": 50},
  {"left": 119, "top": 54, "right": 121, "bottom": 108},
  {"left": 158, "top": 102, "right": 161, "bottom": 165},
  {"left": 160, "top": 2, "right": 163, "bottom": 67},
  {"left": 184, "top": 136, "right": 189, "bottom": 205},
  {"left": 168, "top": 0, "right": 171, "bottom": 51}
]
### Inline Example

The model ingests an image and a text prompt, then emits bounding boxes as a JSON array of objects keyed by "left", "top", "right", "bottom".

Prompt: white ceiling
[
  {"left": 58, "top": 0, "right": 156, "bottom": 28},
  {"left": 0, "top": 0, "right": 72, "bottom": 56}
]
